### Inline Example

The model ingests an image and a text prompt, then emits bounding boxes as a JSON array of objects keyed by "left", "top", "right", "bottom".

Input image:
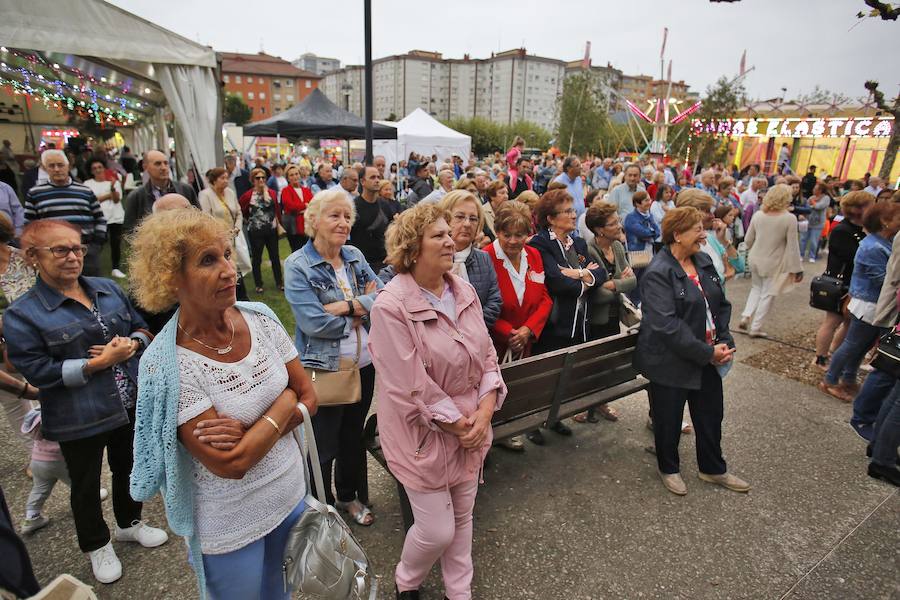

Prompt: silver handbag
[{"left": 283, "top": 403, "right": 378, "bottom": 599}]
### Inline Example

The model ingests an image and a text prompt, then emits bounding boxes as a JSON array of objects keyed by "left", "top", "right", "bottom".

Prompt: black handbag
[
  {"left": 871, "top": 329, "right": 900, "bottom": 379},
  {"left": 809, "top": 274, "right": 847, "bottom": 313}
]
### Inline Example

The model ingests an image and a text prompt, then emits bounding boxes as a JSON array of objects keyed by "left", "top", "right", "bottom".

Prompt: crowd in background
[{"left": 0, "top": 132, "right": 898, "bottom": 599}]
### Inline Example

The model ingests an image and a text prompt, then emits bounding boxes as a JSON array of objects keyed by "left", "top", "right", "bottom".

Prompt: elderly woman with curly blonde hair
[
  {"left": 368, "top": 202, "right": 506, "bottom": 600},
  {"left": 127, "top": 209, "right": 317, "bottom": 600},
  {"left": 739, "top": 184, "right": 804, "bottom": 338}
]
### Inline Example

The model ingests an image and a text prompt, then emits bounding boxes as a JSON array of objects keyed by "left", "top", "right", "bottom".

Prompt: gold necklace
[{"left": 178, "top": 318, "right": 235, "bottom": 355}]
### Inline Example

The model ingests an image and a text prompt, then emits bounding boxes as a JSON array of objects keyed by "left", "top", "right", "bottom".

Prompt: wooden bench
[{"left": 363, "top": 328, "right": 649, "bottom": 530}]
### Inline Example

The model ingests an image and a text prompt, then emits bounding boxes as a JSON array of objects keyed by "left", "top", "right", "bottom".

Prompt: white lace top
[{"left": 176, "top": 309, "right": 305, "bottom": 555}]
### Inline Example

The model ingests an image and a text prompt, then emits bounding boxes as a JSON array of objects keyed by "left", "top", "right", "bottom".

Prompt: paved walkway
[{"left": 1, "top": 265, "right": 897, "bottom": 599}]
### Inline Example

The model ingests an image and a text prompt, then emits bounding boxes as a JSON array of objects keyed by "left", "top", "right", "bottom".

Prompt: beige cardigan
[{"left": 745, "top": 210, "right": 803, "bottom": 291}]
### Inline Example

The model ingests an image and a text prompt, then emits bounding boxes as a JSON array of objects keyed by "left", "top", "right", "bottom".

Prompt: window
[
  {"left": 259, "top": 77, "right": 265, "bottom": 84},
  {"left": 235, "top": 75, "right": 242, "bottom": 84},
  {"left": 247, "top": 92, "right": 254, "bottom": 100},
  {"left": 260, "top": 107, "right": 266, "bottom": 114},
  {"left": 247, "top": 76, "right": 253, "bottom": 83},
  {"left": 273, "top": 79, "right": 281, "bottom": 87},
  {"left": 274, "top": 93, "right": 281, "bottom": 100},
  {"left": 236, "top": 91, "right": 243, "bottom": 99},
  {"left": 260, "top": 92, "right": 266, "bottom": 99},
  {"left": 305, "top": 80, "right": 311, "bottom": 88},
  {"left": 223, "top": 74, "right": 230, "bottom": 83}
]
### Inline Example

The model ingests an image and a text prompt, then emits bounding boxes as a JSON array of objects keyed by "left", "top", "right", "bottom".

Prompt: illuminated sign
[{"left": 691, "top": 117, "right": 893, "bottom": 139}]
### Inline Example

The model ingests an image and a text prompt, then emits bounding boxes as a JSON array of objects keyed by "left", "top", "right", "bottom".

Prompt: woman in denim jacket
[
  {"left": 3, "top": 220, "right": 167, "bottom": 584},
  {"left": 284, "top": 188, "right": 384, "bottom": 525},
  {"left": 821, "top": 203, "right": 900, "bottom": 402}
]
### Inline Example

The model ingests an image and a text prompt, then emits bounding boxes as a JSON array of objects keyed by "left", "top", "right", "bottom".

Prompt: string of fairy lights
[{"left": 0, "top": 47, "right": 157, "bottom": 126}]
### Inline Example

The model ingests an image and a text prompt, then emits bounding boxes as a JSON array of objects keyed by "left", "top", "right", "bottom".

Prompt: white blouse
[
  {"left": 176, "top": 309, "right": 305, "bottom": 554},
  {"left": 492, "top": 239, "right": 527, "bottom": 305}
]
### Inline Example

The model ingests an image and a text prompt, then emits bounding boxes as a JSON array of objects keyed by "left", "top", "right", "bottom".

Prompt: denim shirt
[
  {"left": 284, "top": 241, "right": 383, "bottom": 371},
  {"left": 849, "top": 233, "right": 892, "bottom": 303},
  {"left": 624, "top": 210, "right": 660, "bottom": 252},
  {"left": 4, "top": 276, "right": 150, "bottom": 442}
]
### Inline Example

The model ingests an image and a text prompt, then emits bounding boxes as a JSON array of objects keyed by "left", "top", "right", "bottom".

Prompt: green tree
[
  {"left": 443, "top": 117, "right": 551, "bottom": 156},
  {"left": 555, "top": 71, "right": 606, "bottom": 155},
  {"left": 794, "top": 85, "right": 850, "bottom": 106},
  {"left": 224, "top": 93, "right": 252, "bottom": 126},
  {"left": 865, "top": 80, "right": 899, "bottom": 180},
  {"left": 386, "top": 112, "right": 398, "bottom": 122}
]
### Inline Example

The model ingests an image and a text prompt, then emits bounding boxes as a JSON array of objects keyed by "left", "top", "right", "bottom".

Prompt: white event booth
[{"left": 371, "top": 108, "right": 471, "bottom": 166}]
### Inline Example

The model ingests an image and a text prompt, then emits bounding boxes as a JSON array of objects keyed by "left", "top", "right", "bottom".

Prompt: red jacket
[
  {"left": 238, "top": 187, "right": 281, "bottom": 223},
  {"left": 485, "top": 242, "right": 553, "bottom": 356},
  {"left": 279, "top": 185, "right": 312, "bottom": 235}
]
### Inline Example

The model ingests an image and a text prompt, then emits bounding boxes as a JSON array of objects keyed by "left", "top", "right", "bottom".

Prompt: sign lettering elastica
[{"left": 691, "top": 117, "right": 893, "bottom": 139}]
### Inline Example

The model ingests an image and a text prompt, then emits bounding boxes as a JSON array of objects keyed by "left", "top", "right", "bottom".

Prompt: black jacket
[
  {"left": 528, "top": 228, "right": 607, "bottom": 340},
  {"left": 824, "top": 220, "right": 864, "bottom": 282},
  {"left": 123, "top": 180, "right": 199, "bottom": 231},
  {"left": 634, "top": 246, "right": 734, "bottom": 390}
]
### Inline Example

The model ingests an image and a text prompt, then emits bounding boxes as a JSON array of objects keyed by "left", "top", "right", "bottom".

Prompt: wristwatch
[{"left": 346, "top": 300, "right": 355, "bottom": 316}]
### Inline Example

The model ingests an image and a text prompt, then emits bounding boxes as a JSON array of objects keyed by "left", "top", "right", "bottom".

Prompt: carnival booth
[
  {"left": 0, "top": 0, "right": 222, "bottom": 176},
  {"left": 371, "top": 108, "right": 472, "bottom": 167},
  {"left": 690, "top": 102, "right": 897, "bottom": 182}
]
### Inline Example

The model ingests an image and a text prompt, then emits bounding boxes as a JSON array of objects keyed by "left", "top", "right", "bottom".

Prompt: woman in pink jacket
[{"left": 368, "top": 202, "right": 507, "bottom": 600}]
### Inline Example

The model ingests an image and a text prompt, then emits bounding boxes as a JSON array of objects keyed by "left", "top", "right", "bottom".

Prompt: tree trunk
[{"left": 879, "top": 125, "right": 899, "bottom": 182}]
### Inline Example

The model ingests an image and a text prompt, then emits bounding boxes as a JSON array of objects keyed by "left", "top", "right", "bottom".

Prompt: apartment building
[
  {"left": 292, "top": 53, "right": 341, "bottom": 76},
  {"left": 221, "top": 52, "right": 321, "bottom": 122},
  {"left": 619, "top": 73, "right": 691, "bottom": 111},
  {"left": 320, "top": 49, "right": 692, "bottom": 132}
]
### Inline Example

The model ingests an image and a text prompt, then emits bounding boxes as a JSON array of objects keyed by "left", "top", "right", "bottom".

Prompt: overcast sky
[{"left": 111, "top": 0, "right": 896, "bottom": 101}]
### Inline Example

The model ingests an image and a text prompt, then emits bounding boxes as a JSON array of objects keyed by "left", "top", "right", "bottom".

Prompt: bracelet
[
  {"left": 17, "top": 381, "right": 28, "bottom": 398},
  {"left": 262, "top": 415, "right": 281, "bottom": 435}
]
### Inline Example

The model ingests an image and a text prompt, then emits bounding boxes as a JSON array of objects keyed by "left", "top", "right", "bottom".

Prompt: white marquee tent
[
  {"left": 0, "top": 0, "right": 222, "bottom": 174},
  {"left": 372, "top": 108, "right": 471, "bottom": 166}
]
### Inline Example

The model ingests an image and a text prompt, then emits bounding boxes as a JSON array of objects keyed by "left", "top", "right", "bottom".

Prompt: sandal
[{"left": 335, "top": 499, "right": 374, "bottom": 526}]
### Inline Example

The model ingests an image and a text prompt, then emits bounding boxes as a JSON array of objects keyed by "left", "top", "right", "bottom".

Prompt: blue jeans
[
  {"left": 871, "top": 382, "right": 900, "bottom": 468},
  {"left": 202, "top": 499, "right": 306, "bottom": 600},
  {"left": 851, "top": 368, "right": 895, "bottom": 428},
  {"left": 825, "top": 316, "right": 883, "bottom": 385},
  {"left": 799, "top": 225, "right": 824, "bottom": 259}
]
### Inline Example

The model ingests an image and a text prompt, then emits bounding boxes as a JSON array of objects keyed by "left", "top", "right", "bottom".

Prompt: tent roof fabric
[
  {"left": 244, "top": 89, "right": 397, "bottom": 139},
  {"left": 397, "top": 108, "right": 470, "bottom": 142},
  {"left": 0, "top": 0, "right": 217, "bottom": 68},
  {"left": 220, "top": 52, "right": 321, "bottom": 79}
]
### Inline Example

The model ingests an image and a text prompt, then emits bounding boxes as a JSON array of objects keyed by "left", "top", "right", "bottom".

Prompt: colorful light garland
[{"left": 0, "top": 47, "right": 154, "bottom": 127}]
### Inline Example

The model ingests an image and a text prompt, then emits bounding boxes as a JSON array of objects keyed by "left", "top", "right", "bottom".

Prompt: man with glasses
[
  {"left": 123, "top": 149, "right": 198, "bottom": 231},
  {"left": 24, "top": 150, "right": 107, "bottom": 276}
]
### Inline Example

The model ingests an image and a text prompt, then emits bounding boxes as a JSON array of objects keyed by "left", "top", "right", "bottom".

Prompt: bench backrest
[{"left": 492, "top": 330, "right": 640, "bottom": 427}]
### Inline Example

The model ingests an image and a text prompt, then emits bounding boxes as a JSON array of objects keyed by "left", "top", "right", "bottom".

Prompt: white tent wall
[
  {"left": 370, "top": 109, "right": 471, "bottom": 167},
  {"left": 0, "top": 0, "right": 221, "bottom": 174}
]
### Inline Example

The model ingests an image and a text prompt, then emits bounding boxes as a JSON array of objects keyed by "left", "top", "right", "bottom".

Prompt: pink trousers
[{"left": 395, "top": 479, "right": 479, "bottom": 600}]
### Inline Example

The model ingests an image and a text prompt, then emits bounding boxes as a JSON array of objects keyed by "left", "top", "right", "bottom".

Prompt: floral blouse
[
  {"left": 247, "top": 190, "right": 277, "bottom": 233},
  {"left": 0, "top": 247, "right": 37, "bottom": 306}
]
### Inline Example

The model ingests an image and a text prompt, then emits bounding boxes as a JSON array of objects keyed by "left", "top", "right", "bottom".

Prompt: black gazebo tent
[{"left": 244, "top": 89, "right": 396, "bottom": 139}]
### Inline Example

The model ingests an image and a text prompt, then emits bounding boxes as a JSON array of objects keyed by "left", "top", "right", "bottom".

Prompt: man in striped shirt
[{"left": 25, "top": 149, "right": 107, "bottom": 276}]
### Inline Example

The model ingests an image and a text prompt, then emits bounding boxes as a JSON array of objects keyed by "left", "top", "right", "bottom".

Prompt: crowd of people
[{"left": 0, "top": 133, "right": 898, "bottom": 600}]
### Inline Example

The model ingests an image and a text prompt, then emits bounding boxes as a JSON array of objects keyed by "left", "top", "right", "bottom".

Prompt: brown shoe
[
  {"left": 818, "top": 381, "right": 852, "bottom": 403},
  {"left": 658, "top": 470, "right": 687, "bottom": 496},
  {"left": 738, "top": 317, "right": 749, "bottom": 331},
  {"left": 597, "top": 404, "right": 619, "bottom": 422},
  {"left": 698, "top": 471, "right": 751, "bottom": 492}
]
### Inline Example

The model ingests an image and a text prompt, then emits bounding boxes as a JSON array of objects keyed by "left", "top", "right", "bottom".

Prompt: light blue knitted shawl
[{"left": 130, "top": 301, "right": 282, "bottom": 599}]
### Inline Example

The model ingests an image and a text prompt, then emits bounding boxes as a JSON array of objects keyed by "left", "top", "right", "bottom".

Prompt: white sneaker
[
  {"left": 100, "top": 487, "right": 108, "bottom": 502},
  {"left": 808, "top": 258, "right": 816, "bottom": 263},
  {"left": 115, "top": 520, "right": 169, "bottom": 548},
  {"left": 21, "top": 514, "right": 49, "bottom": 534},
  {"left": 88, "top": 541, "right": 122, "bottom": 584},
  {"left": 111, "top": 268, "right": 126, "bottom": 279}
]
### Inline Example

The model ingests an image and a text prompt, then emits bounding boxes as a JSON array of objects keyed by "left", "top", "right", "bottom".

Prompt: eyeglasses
[
  {"left": 253, "top": 176, "right": 266, "bottom": 181},
  {"left": 451, "top": 214, "right": 479, "bottom": 224},
  {"left": 34, "top": 245, "right": 88, "bottom": 258},
  {"left": 555, "top": 208, "right": 577, "bottom": 215}
]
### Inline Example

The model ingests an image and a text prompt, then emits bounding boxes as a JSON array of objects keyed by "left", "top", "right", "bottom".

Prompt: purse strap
[{"left": 293, "top": 402, "right": 327, "bottom": 503}]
